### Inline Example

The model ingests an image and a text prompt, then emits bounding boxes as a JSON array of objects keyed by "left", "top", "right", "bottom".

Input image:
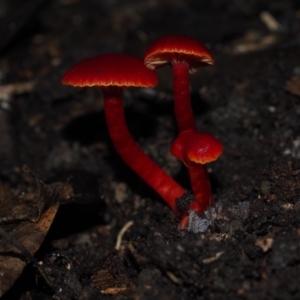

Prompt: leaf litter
[{"left": 0, "top": 165, "right": 74, "bottom": 297}]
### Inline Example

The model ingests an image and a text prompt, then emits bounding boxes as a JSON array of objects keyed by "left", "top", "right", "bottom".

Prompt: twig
[{"left": 115, "top": 221, "right": 134, "bottom": 250}]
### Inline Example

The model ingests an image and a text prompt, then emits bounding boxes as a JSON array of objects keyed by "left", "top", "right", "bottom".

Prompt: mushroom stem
[
  {"left": 187, "top": 161, "right": 214, "bottom": 213},
  {"left": 103, "top": 88, "right": 185, "bottom": 213},
  {"left": 177, "top": 162, "right": 214, "bottom": 229},
  {"left": 172, "top": 61, "right": 197, "bottom": 132}
]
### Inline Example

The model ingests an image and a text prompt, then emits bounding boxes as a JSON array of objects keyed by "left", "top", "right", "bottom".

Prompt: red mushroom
[
  {"left": 171, "top": 130, "right": 223, "bottom": 227},
  {"left": 144, "top": 35, "right": 213, "bottom": 132},
  {"left": 62, "top": 54, "right": 185, "bottom": 212}
]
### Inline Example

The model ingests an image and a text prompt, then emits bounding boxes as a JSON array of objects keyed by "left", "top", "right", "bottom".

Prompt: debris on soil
[
  {"left": 1, "top": 0, "right": 300, "bottom": 299},
  {"left": 0, "top": 166, "right": 74, "bottom": 297},
  {"left": 286, "top": 76, "right": 300, "bottom": 97},
  {"left": 0, "top": 205, "right": 59, "bottom": 297}
]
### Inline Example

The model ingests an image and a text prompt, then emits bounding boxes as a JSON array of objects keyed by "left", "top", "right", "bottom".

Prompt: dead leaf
[
  {"left": 91, "top": 269, "right": 134, "bottom": 295},
  {"left": 0, "top": 205, "right": 59, "bottom": 297},
  {"left": 232, "top": 31, "right": 279, "bottom": 54},
  {"left": 286, "top": 76, "right": 300, "bottom": 97},
  {"left": 0, "top": 166, "right": 74, "bottom": 297},
  {"left": 255, "top": 235, "right": 274, "bottom": 252}
]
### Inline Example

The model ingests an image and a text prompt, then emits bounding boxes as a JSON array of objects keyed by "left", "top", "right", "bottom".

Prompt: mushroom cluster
[{"left": 62, "top": 35, "right": 223, "bottom": 229}]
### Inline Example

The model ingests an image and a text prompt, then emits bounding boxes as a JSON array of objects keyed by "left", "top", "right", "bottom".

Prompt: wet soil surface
[{"left": 1, "top": 0, "right": 300, "bottom": 299}]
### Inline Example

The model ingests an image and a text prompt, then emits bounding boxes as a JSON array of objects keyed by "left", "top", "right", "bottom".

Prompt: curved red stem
[{"left": 102, "top": 88, "right": 185, "bottom": 213}]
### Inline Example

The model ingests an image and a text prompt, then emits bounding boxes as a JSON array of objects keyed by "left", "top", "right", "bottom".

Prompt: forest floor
[{"left": 0, "top": 0, "right": 300, "bottom": 299}]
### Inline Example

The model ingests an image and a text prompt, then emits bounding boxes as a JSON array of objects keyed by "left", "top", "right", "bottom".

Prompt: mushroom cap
[
  {"left": 62, "top": 53, "right": 158, "bottom": 88},
  {"left": 171, "top": 130, "right": 223, "bottom": 165},
  {"left": 144, "top": 35, "right": 214, "bottom": 73}
]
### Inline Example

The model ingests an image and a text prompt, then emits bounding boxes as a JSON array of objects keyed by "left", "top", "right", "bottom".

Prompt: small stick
[{"left": 115, "top": 220, "right": 134, "bottom": 250}]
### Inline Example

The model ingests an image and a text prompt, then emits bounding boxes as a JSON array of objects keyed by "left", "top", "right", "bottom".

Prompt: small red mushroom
[
  {"left": 62, "top": 54, "right": 185, "bottom": 212},
  {"left": 144, "top": 35, "right": 213, "bottom": 132},
  {"left": 171, "top": 130, "right": 223, "bottom": 227}
]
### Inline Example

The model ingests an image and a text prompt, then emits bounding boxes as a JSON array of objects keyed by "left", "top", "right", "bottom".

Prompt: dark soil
[{"left": 1, "top": 0, "right": 300, "bottom": 299}]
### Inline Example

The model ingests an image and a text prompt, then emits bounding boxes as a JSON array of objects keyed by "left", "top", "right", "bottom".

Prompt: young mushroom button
[
  {"left": 62, "top": 54, "right": 185, "bottom": 213},
  {"left": 144, "top": 35, "right": 214, "bottom": 132},
  {"left": 171, "top": 130, "right": 223, "bottom": 227}
]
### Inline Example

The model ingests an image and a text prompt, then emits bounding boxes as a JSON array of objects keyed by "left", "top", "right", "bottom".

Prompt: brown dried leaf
[
  {"left": 91, "top": 269, "right": 134, "bottom": 295},
  {"left": 0, "top": 205, "right": 59, "bottom": 297},
  {"left": 0, "top": 166, "right": 73, "bottom": 224},
  {"left": 286, "top": 76, "right": 300, "bottom": 97},
  {"left": 255, "top": 235, "right": 274, "bottom": 252},
  {"left": 0, "top": 167, "right": 74, "bottom": 297},
  {"left": 232, "top": 31, "right": 279, "bottom": 54}
]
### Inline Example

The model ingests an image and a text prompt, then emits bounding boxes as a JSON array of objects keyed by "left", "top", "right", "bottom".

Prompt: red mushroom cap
[
  {"left": 62, "top": 54, "right": 158, "bottom": 88},
  {"left": 171, "top": 130, "right": 223, "bottom": 165},
  {"left": 144, "top": 35, "right": 214, "bottom": 73}
]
